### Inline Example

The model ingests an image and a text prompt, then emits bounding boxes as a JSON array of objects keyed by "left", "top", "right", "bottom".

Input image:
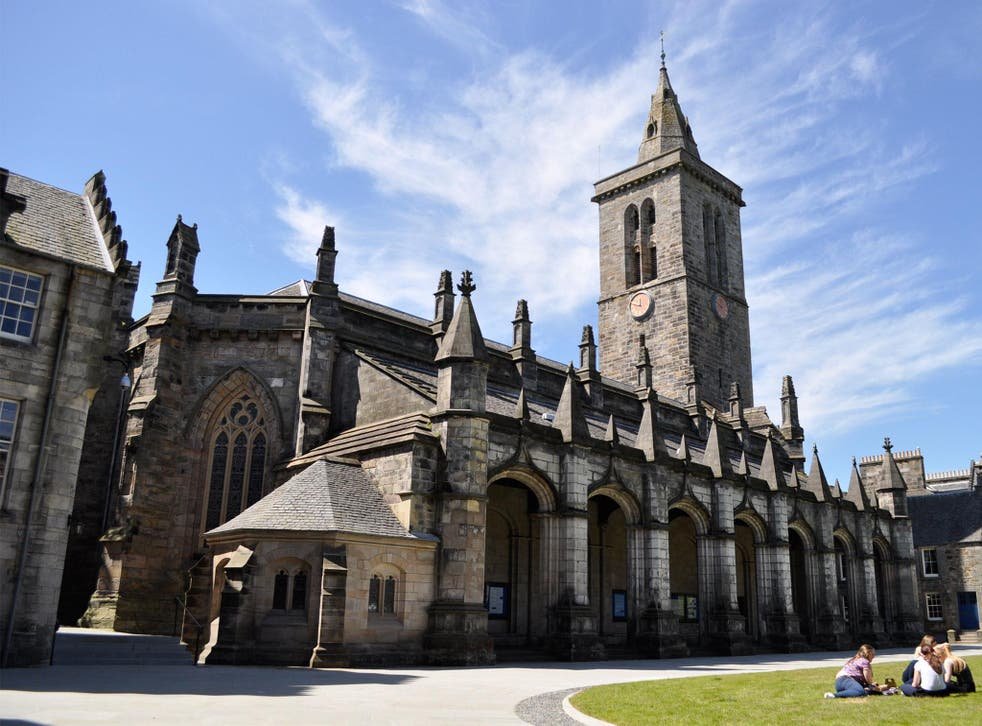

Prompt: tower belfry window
[
  {"left": 714, "top": 210, "right": 728, "bottom": 290},
  {"left": 624, "top": 205, "right": 641, "bottom": 287}
]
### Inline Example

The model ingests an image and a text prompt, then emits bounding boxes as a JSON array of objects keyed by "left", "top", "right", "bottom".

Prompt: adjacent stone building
[
  {"left": 857, "top": 449, "right": 981, "bottom": 641},
  {"left": 0, "top": 168, "right": 137, "bottom": 666},
  {"left": 70, "top": 63, "right": 924, "bottom": 666}
]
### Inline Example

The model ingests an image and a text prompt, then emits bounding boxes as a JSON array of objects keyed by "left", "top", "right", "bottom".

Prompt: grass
[{"left": 570, "top": 655, "right": 980, "bottom": 725}]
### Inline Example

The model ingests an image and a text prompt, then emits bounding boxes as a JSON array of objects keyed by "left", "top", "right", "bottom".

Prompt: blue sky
[{"left": 4, "top": 0, "right": 980, "bottom": 487}]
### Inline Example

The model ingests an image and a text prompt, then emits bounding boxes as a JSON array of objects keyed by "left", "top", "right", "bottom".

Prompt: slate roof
[
  {"left": 206, "top": 459, "right": 414, "bottom": 539},
  {"left": 908, "top": 488, "right": 982, "bottom": 547},
  {"left": 3, "top": 172, "right": 113, "bottom": 272}
]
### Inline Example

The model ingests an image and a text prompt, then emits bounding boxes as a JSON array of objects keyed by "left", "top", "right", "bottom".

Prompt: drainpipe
[
  {"left": 101, "top": 359, "right": 131, "bottom": 532},
  {"left": 2, "top": 266, "right": 76, "bottom": 667}
]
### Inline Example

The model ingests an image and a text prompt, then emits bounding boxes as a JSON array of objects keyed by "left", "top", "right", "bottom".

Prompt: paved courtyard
[{"left": 3, "top": 646, "right": 980, "bottom": 725}]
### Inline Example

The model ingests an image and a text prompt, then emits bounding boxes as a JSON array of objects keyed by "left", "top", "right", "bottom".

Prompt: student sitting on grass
[
  {"left": 825, "top": 644, "right": 877, "bottom": 698},
  {"left": 936, "top": 642, "right": 976, "bottom": 693},
  {"left": 900, "top": 645, "right": 949, "bottom": 697},
  {"left": 902, "top": 634, "right": 937, "bottom": 685}
]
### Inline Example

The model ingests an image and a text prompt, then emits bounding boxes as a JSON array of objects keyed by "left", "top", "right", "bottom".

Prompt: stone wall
[{"left": 1, "top": 253, "right": 118, "bottom": 666}]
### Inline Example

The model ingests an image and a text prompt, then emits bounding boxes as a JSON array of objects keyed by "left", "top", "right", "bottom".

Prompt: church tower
[{"left": 593, "top": 55, "right": 753, "bottom": 410}]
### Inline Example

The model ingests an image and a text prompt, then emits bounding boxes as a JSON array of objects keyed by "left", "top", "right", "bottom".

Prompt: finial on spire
[
  {"left": 457, "top": 270, "right": 476, "bottom": 297},
  {"left": 660, "top": 30, "right": 666, "bottom": 68},
  {"left": 883, "top": 437, "right": 893, "bottom": 452}
]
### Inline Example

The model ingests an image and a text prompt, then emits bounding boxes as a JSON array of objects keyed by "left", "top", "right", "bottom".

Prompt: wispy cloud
[
  {"left": 397, "top": 0, "right": 500, "bottom": 57},
  {"left": 223, "top": 0, "right": 979, "bottom": 436}
]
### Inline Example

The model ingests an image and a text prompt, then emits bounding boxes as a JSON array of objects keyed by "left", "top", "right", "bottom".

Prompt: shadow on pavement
[{"left": 2, "top": 664, "right": 418, "bottom": 697}]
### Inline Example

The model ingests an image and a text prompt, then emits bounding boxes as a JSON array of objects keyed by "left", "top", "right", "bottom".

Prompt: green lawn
[{"left": 570, "top": 655, "right": 980, "bottom": 725}]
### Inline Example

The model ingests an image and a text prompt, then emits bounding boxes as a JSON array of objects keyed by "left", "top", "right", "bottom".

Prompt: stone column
[
  {"left": 811, "top": 520, "right": 850, "bottom": 649},
  {"left": 703, "top": 482, "right": 750, "bottom": 654},
  {"left": 758, "top": 496, "right": 806, "bottom": 651},
  {"left": 548, "top": 508, "right": 603, "bottom": 660},
  {"left": 310, "top": 546, "right": 349, "bottom": 668},
  {"left": 635, "top": 521, "right": 686, "bottom": 657}
]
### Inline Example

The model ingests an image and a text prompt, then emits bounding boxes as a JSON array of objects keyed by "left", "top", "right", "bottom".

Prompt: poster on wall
[
  {"left": 612, "top": 590, "right": 627, "bottom": 621},
  {"left": 486, "top": 583, "right": 508, "bottom": 618}
]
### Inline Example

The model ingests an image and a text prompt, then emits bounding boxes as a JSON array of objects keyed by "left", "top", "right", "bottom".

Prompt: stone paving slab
[{"left": 2, "top": 647, "right": 980, "bottom": 725}]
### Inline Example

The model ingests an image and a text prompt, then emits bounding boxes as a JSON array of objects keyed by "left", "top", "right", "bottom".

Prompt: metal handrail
[{"left": 174, "top": 596, "right": 204, "bottom": 665}]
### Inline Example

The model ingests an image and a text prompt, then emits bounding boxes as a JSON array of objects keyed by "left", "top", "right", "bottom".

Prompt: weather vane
[{"left": 660, "top": 30, "right": 666, "bottom": 68}]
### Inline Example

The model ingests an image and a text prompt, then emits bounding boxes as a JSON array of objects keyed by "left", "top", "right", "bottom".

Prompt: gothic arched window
[
  {"left": 368, "top": 571, "right": 401, "bottom": 617},
  {"left": 624, "top": 205, "right": 641, "bottom": 287},
  {"left": 640, "top": 199, "right": 657, "bottom": 281},
  {"left": 273, "top": 570, "right": 289, "bottom": 610},
  {"left": 291, "top": 570, "right": 307, "bottom": 611},
  {"left": 204, "top": 393, "right": 268, "bottom": 531}
]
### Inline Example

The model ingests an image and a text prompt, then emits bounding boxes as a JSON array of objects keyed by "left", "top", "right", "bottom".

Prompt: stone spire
[
  {"left": 637, "top": 54, "right": 700, "bottom": 163},
  {"left": 514, "top": 387, "right": 530, "bottom": 421},
  {"left": 844, "top": 457, "right": 869, "bottom": 511},
  {"left": 510, "top": 299, "right": 537, "bottom": 390},
  {"left": 159, "top": 215, "right": 199, "bottom": 294},
  {"left": 435, "top": 271, "right": 488, "bottom": 363},
  {"left": 312, "top": 226, "right": 339, "bottom": 297},
  {"left": 780, "top": 375, "right": 803, "bottom": 439},
  {"left": 780, "top": 374, "right": 805, "bottom": 468},
  {"left": 604, "top": 414, "right": 620, "bottom": 446},
  {"left": 432, "top": 269, "right": 455, "bottom": 337},
  {"left": 803, "top": 444, "right": 832, "bottom": 502},
  {"left": 554, "top": 363, "right": 590, "bottom": 443},
  {"left": 579, "top": 324, "right": 597, "bottom": 371},
  {"left": 759, "top": 434, "right": 781, "bottom": 491},
  {"left": 434, "top": 271, "right": 489, "bottom": 412},
  {"left": 876, "top": 437, "right": 909, "bottom": 516},
  {"left": 512, "top": 299, "right": 532, "bottom": 352},
  {"left": 728, "top": 381, "right": 743, "bottom": 420},
  {"left": 577, "top": 324, "right": 602, "bottom": 407},
  {"left": 702, "top": 416, "right": 730, "bottom": 478},
  {"left": 635, "top": 387, "right": 663, "bottom": 461}
]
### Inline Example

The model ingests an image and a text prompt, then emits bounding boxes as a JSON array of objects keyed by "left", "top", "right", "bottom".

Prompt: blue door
[{"left": 958, "top": 591, "right": 980, "bottom": 630}]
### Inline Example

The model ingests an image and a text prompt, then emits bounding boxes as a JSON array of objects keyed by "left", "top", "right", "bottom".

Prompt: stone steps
[{"left": 52, "top": 627, "right": 193, "bottom": 666}]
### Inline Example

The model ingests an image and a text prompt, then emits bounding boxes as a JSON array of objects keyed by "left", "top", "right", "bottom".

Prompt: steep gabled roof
[
  {"left": 3, "top": 171, "right": 113, "bottom": 272},
  {"left": 207, "top": 459, "right": 414, "bottom": 539}
]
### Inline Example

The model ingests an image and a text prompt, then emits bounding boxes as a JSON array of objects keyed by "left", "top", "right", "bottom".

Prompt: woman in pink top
[{"left": 825, "top": 644, "right": 876, "bottom": 698}]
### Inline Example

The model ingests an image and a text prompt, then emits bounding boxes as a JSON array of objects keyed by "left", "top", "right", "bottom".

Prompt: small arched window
[
  {"left": 204, "top": 393, "right": 269, "bottom": 530},
  {"left": 273, "top": 570, "right": 289, "bottom": 610},
  {"left": 647, "top": 122, "right": 656, "bottom": 138},
  {"left": 368, "top": 571, "right": 400, "bottom": 617},
  {"left": 291, "top": 570, "right": 307, "bottom": 610}
]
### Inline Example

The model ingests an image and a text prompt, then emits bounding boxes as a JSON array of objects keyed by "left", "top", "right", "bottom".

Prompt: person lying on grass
[
  {"left": 901, "top": 644, "right": 949, "bottom": 697},
  {"left": 825, "top": 644, "right": 881, "bottom": 698},
  {"left": 936, "top": 643, "right": 976, "bottom": 693}
]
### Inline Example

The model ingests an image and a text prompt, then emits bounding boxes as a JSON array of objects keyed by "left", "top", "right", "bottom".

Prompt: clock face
[
  {"left": 629, "top": 291, "right": 653, "bottom": 320},
  {"left": 712, "top": 294, "right": 729, "bottom": 320}
]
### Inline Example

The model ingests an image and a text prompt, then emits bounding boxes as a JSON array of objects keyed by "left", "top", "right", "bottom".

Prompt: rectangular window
[
  {"left": 0, "top": 266, "right": 43, "bottom": 341},
  {"left": 922, "top": 548, "right": 939, "bottom": 577},
  {"left": 671, "top": 593, "right": 699, "bottom": 622},
  {"left": 0, "top": 398, "right": 19, "bottom": 502},
  {"left": 926, "top": 592, "right": 943, "bottom": 621}
]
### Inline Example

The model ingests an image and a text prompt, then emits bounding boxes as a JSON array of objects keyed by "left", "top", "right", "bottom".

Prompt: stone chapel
[{"left": 66, "top": 61, "right": 923, "bottom": 666}]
